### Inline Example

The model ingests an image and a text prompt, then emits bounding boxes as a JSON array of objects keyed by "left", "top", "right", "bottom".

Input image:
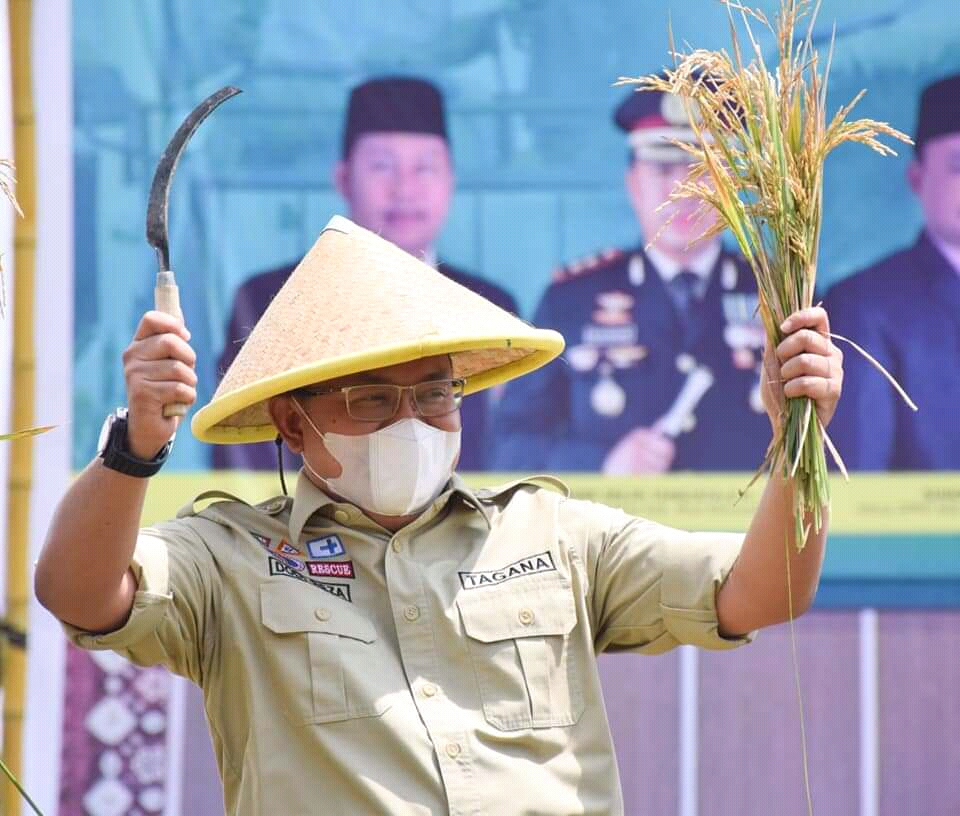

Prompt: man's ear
[
  {"left": 268, "top": 395, "right": 305, "bottom": 454},
  {"left": 906, "top": 157, "right": 923, "bottom": 197},
  {"left": 333, "top": 159, "right": 350, "bottom": 201}
]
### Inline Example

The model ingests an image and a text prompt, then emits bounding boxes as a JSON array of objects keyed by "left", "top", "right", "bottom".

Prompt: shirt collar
[
  {"left": 646, "top": 241, "right": 721, "bottom": 283},
  {"left": 927, "top": 230, "right": 960, "bottom": 278},
  {"left": 287, "top": 470, "right": 489, "bottom": 543},
  {"left": 420, "top": 247, "right": 439, "bottom": 268}
]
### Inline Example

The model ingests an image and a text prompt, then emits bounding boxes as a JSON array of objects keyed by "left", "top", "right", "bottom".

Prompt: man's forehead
[
  {"left": 313, "top": 355, "right": 453, "bottom": 389},
  {"left": 350, "top": 131, "right": 449, "bottom": 157}
]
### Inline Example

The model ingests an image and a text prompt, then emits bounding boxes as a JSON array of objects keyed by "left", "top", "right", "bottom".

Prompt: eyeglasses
[{"left": 297, "top": 377, "right": 465, "bottom": 422}]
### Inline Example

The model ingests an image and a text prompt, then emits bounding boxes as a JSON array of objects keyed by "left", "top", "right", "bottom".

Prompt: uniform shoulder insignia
[
  {"left": 552, "top": 248, "right": 625, "bottom": 283},
  {"left": 176, "top": 489, "right": 251, "bottom": 519},
  {"left": 475, "top": 475, "right": 571, "bottom": 502},
  {"left": 256, "top": 496, "right": 290, "bottom": 516}
]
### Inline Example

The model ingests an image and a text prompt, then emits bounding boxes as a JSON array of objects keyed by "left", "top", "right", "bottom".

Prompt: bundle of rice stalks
[{"left": 617, "top": 0, "right": 914, "bottom": 548}]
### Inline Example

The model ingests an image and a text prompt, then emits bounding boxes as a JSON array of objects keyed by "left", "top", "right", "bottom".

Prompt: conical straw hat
[{"left": 193, "top": 215, "right": 564, "bottom": 444}]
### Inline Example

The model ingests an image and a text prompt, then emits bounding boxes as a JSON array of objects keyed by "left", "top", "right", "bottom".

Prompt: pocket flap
[
  {"left": 457, "top": 581, "right": 577, "bottom": 642},
  {"left": 260, "top": 580, "right": 375, "bottom": 642}
]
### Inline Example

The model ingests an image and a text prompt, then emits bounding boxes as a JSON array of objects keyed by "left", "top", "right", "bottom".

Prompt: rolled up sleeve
[
  {"left": 572, "top": 502, "right": 754, "bottom": 654},
  {"left": 62, "top": 520, "right": 220, "bottom": 683}
]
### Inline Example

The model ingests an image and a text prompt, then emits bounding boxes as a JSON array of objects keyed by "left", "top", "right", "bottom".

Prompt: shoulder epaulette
[{"left": 552, "top": 248, "right": 625, "bottom": 283}]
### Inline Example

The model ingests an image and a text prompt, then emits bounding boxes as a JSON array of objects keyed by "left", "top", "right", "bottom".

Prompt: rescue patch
[
  {"left": 315, "top": 581, "right": 352, "bottom": 603},
  {"left": 307, "top": 560, "right": 355, "bottom": 579},
  {"left": 306, "top": 535, "right": 346, "bottom": 559},
  {"left": 459, "top": 551, "right": 557, "bottom": 589}
]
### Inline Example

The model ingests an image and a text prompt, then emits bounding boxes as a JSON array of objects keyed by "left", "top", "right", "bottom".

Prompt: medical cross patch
[
  {"left": 458, "top": 551, "right": 557, "bottom": 589},
  {"left": 306, "top": 535, "right": 346, "bottom": 559}
]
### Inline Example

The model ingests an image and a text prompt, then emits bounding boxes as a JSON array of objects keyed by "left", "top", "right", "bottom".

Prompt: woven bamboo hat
[{"left": 192, "top": 215, "right": 564, "bottom": 444}]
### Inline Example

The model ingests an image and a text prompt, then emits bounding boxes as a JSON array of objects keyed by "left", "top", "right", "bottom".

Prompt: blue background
[{"left": 72, "top": 0, "right": 958, "bottom": 471}]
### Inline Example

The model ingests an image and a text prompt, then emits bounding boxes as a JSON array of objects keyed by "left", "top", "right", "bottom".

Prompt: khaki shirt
[{"left": 66, "top": 474, "right": 751, "bottom": 815}]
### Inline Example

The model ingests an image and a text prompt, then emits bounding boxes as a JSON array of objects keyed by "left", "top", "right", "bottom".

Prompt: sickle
[
  {"left": 145, "top": 85, "right": 241, "bottom": 417},
  {"left": 146, "top": 85, "right": 242, "bottom": 271}
]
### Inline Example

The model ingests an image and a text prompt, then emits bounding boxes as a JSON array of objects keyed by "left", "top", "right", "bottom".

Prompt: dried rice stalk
[
  {"left": 0, "top": 158, "right": 22, "bottom": 318},
  {"left": 617, "top": 0, "right": 913, "bottom": 549}
]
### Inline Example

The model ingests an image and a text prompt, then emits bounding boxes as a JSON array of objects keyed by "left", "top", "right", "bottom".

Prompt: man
[
  {"left": 822, "top": 73, "right": 960, "bottom": 470},
  {"left": 214, "top": 75, "right": 517, "bottom": 472},
  {"left": 490, "top": 84, "right": 770, "bottom": 472},
  {"left": 37, "top": 217, "right": 842, "bottom": 814}
]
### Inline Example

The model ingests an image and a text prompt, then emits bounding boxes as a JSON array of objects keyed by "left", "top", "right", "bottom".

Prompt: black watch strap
[{"left": 99, "top": 412, "right": 171, "bottom": 477}]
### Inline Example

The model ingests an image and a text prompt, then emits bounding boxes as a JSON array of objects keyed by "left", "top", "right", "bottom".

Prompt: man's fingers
[
  {"left": 133, "top": 310, "right": 191, "bottom": 342},
  {"left": 782, "top": 374, "right": 837, "bottom": 402},
  {"left": 779, "top": 352, "right": 832, "bottom": 382},
  {"left": 127, "top": 358, "right": 199, "bottom": 388},
  {"left": 780, "top": 306, "right": 830, "bottom": 337},
  {"left": 775, "top": 328, "right": 833, "bottom": 363},
  {"left": 124, "top": 332, "right": 197, "bottom": 368}
]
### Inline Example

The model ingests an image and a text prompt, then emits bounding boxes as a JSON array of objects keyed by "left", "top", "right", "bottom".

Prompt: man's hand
[
  {"left": 122, "top": 311, "right": 198, "bottom": 459},
  {"left": 602, "top": 427, "right": 676, "bottom": 474},
  {"left": 761, "top": 306, "right": 843, "bottom": 432}
]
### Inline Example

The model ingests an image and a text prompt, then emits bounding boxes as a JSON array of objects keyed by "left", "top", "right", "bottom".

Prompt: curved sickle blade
[{"left": 146, "top": 86, "right": 242, "bottom": 271}]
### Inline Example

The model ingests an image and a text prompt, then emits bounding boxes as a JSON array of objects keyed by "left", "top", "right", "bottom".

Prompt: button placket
[{"left": 383, "top": 530, "right": 475, "bottom": 810}]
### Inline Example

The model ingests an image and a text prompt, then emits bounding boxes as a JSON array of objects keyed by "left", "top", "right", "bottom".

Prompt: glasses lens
[
  {"left": 414, "top": 379, "right": 463, "bottom": 417},
  {"left": 345, "top": 385, "right": 401, "bottom": 421}
]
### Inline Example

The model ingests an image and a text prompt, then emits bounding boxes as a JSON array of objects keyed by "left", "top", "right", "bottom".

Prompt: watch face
[
  {"left": 97, "top": 414, "right": 115, "bottom": 456},
  {"left": 98, "top": 408, "right": 128, "bottom": 456}
]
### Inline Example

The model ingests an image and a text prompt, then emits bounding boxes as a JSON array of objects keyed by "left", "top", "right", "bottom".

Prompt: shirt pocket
[
  {"left": 456, "top": 580, "right": 584, "bottom": 731},
  {"left": 259, "top": 580, "right": 391, "bottom": 725}
]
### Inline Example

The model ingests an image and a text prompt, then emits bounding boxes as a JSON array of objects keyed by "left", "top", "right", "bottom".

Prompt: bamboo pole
[{"left": 3, "top": 0, "right": 36, "bottom": 809}]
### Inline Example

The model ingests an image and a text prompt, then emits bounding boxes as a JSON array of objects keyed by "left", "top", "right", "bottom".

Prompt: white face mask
[{"left": 294, "top": 401, "right": 460, "bottom": 517}]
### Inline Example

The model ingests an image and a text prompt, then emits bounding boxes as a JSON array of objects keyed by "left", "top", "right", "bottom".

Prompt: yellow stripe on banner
[{"left": 142, "top": 471, "right": 960, "bottom": 534}]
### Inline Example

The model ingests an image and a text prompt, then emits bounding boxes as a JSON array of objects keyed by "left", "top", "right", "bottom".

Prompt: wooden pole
[{"left": 3, "top": 0, "right": 37, "bottom": 809}]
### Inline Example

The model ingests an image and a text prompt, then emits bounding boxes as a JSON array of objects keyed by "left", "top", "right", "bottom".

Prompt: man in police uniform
[
  {"left": 37, "top": 216, "right": 843, "bottom": 815},
  {"left": 821, "top": 73, "right": 960, "bottom": 470},
  {"left": 490, "top": 84, "right": 770, "bottom": 472},
  {"left": 214, "top": 75, "right": 517, "bottom": 472}
]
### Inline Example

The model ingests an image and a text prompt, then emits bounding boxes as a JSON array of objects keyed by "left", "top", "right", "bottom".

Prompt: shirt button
[
  {"left": 403, "top": 605, "right": 420, "bottom": 622},
  {"left": 518, "top": 607, "right": 535, "bottom": 625},
  {"left": 314, "top": 608, "right": 331, "bottom": 622},
  {"left": 391, "top": 539, "right": 403, "bottom": 553},
  {"left": 444, "top": 742, "right": 462, "bottom": 759},
  {"left": 421, "top": 683, "right": 438, "bottom": 698},
  {"left": 334, "top": 510, "right": 350, "bottom": 524}
]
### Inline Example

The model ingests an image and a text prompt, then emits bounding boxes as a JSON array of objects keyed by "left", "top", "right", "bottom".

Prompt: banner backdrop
[{"left": 18, "top": 1, "right": 960, "bottom": 815}]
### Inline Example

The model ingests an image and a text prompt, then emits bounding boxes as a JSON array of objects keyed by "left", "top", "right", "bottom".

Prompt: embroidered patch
[
  {"left": 459, "top": 552, "right": 557, "bottom": 589},
  {"left": 306, "top": 535, "right": 346, "bottom": 559},
  {"left": 316, "top": 581, "right": 352, "bottom": 603},
  {"left": 307, "top": 560, "right": 355, "bottom": 579},
  {"left": 268, "top": 556, "right": 351, "bottom": 598},
  {"left": 268, "top": 556, "right": 309, "bottom": 583},
  {"left": 270, "top": 538, "right": 301, "bottom": 557}
]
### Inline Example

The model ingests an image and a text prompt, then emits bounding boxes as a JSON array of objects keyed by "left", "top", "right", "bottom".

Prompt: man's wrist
[{"left": 97, "top": 409, "right": 172, "bottom": 477}]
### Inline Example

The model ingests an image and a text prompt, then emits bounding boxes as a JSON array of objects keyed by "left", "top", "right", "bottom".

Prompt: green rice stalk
[{"left": 616, "top": 0, "right": 914, "bottom": 549}]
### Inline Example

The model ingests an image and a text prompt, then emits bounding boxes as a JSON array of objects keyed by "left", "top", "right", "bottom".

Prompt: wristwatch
[{"left": 97, "top": 408, "right": 172, "bottom": 477}]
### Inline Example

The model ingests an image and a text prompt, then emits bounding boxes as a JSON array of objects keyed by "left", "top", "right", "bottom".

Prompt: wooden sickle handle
[{"left": 154, "top": 272, "right": 188, "bottom": 418}]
